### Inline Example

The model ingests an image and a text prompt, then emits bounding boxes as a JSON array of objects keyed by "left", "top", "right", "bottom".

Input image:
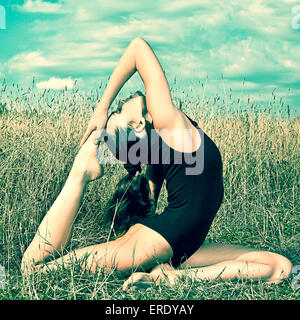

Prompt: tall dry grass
[{"left": 0, "top": 83, "right": 299, "bottom": 300}]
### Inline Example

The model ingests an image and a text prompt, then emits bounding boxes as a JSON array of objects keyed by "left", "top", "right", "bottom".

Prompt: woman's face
[
  {"left": 106, "top": 93, "right": 146, "bottom": 135},
  {"left": 104, "top": 92, "right": 152, "bottom": 164}
]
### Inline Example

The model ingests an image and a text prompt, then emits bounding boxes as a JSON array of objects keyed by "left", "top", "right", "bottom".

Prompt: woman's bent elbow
[{"left": 132, "top": 37, "right": 146, "bottom": 47}]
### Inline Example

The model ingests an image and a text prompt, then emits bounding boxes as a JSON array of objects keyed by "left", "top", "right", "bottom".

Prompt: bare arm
[{"left": 80, "top": 37, "right": 178, "bottom": 145}]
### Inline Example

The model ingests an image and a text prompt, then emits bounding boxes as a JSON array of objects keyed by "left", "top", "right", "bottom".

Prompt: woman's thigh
[
  {"left": 113, "top": 223, "right": 174, "bottom": 271},
  {"left": 57, "top": 223, "right": 174, "bottom": 274},
  {"left": 179, "top": 242, "right": 257, "bottom": 268}
]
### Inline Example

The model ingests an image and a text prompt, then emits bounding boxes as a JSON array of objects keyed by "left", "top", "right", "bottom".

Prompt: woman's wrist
[{"left": 95, "top": 98, "right": 110, "bottom": 114}]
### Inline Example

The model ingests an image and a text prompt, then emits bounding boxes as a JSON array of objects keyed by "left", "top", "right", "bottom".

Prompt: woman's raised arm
[{"left": 80, "top": 37, "right": 177, "bottom": 146}]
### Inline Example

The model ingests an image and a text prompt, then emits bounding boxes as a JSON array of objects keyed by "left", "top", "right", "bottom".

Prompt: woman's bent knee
[
  {"left": 260, "top": 252, "right": 292, "bottom": 283},
  {"left": 272, "top": 253, "right": 292, "bottom": 281},
  {"left": 237, "top": 250, "right": 292, "bottom": 283}
]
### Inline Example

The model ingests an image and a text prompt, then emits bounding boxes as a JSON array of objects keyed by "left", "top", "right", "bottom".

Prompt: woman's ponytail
[{"left": 104, "top": 164, "right": 154, "bottom": 236}]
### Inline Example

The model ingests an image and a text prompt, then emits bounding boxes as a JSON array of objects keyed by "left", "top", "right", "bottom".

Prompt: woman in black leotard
[
  {"left": 101, "top": 108, "right": 224, "bottom": 269},
  {"left": 22, "top": 38, "right": 292, "bottom": 287}
]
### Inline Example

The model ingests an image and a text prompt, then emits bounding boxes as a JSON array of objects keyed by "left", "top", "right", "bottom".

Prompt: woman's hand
[{"left": 80, "top": 107, "right": 108, "bottom": 147}]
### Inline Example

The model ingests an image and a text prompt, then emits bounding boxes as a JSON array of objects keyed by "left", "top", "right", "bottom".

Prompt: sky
[{"left": 0, "top": 0, "right": 299, "bottom": 111}]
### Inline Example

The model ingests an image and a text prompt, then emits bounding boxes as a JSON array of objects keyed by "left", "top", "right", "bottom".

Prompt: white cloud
[
  {"left": 249, "top": 0, "right": 274, "bottom": 15},
  {"left": 17, "top": 0, "right": 64, "bottom": 14},
  {"left": 7, "top": 51, "right": 58, "bottom": 72},
  {"left": 161, "top": 0, "right": 205, "bottom": 12},
  {"left": 75, "top": 7, "right": 92, "bottom": 21},
  {"left": 282, "top": 59, "right": 293, "bottom": 68},
  {"left": 36, "top": 77, "right": 74, "bottom": 89},
  {"left": 6, "top": 0, "right": 299, "bottom": 109}
]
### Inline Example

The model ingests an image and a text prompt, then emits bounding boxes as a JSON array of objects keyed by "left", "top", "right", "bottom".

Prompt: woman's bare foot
[
  {"left": 150, "top": 265, "right": 182, "bottom": 286},
  {"left": 122, "top": 272, "right": 155, "bottom": 292},
  {"left": 72, "top": 131, "right": 104, "bottom": 182},
  {"left": 122, "top": 265, "right": 182, "bottom": 291}
]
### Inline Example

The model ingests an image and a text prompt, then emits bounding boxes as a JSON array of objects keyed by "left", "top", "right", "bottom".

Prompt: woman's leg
[
  {"left": 123, "top": 242, "right": 292, "bottom": 290},
  {"left": 178, "top": 242, "right": 292, "bottom": 284},
  {"left": 21, "top": 134, "right": 173, "bottom": 275},
  {"left": 21, "top": 132, "right": 103, "bottom": 273},
  {"left": 35, "top": 223, "right": 173, "bottom": 275}
]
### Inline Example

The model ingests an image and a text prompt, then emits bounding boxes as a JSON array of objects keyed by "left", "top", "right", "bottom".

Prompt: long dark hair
[
  {"left": 104, "top": 165, "right": 155, "bottom": 236},
  {"left": 103, "top": 91, "right": 155, "bottom": 236}
]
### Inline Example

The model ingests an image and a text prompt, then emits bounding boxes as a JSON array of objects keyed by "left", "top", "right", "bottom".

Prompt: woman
[{"left": 21, "top": 37, "right": 292, "bottom": 289}]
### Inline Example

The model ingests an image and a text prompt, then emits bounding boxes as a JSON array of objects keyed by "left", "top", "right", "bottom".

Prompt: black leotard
[{"left": 139, "top": 115, "right": 224, "bottom": 267}]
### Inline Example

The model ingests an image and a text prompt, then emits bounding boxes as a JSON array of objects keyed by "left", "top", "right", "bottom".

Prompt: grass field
[{"left": 0, "top": 84, "right": 299, "bottom": 300}]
